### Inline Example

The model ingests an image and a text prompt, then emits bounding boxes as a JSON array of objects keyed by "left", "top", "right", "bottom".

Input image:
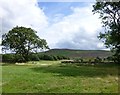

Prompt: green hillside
[{"left": 43, "top": 49, "right": 112, "bottom": 59}]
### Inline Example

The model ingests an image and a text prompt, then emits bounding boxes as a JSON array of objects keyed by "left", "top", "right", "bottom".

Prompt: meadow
[{"left": 1, "top": 61, "right": 119, "bottom": 93}]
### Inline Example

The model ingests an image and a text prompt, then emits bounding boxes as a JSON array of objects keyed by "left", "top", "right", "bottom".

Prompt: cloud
[
  {"left": 0, "top": 0, "right": 48, "bottom": 35},
  {"left": 41, "top": 3, "right": 106, "bottom": 50},
  {"left": 0, "top": 0, "right": 49, "bottom": 53},
  {"left": 37, "top": 0, "right": 95, "bottom": 2},
  {"left": 0, "top": 1, "right": 107, "bottom": 51},
  {"left": 56, "top": 30, "right": 105, "bottom": 50}
]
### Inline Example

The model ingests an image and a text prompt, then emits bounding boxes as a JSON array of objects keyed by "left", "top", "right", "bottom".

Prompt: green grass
[{"left": 1, "top": 61, "right": 119, "bottom": 93}]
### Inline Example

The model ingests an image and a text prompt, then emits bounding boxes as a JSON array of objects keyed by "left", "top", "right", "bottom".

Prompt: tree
[
  {"left": 2, "top": 26, "right": 49, "bottom": 62},
  {"left": 92, "top": 1, "right": 120, "bottom": 63}
]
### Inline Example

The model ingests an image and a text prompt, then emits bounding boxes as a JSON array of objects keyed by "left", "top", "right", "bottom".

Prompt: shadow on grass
[{"left": 31, "top": 64, "right": 119, "bottom": 77}]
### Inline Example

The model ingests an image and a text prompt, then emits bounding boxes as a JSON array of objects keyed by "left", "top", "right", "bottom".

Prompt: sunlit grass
[
  {"left": 0, "top": 65, "right": 2, "bottom": 94},
  {"left": 2, "top": 61, "right": 119, "bottom": 93}
]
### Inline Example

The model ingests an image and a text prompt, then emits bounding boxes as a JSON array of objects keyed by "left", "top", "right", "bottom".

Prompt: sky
[{"left": 0, "top": 0, "right": 109, "bottom": 53}]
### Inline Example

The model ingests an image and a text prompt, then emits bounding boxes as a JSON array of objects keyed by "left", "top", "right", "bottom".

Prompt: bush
[
  {"left": 94, "top": 57, "right": 102, "bottom": 63},
  {"left": 2, "top": 53, "right": 70, "bottom": 63},
  {"left": 88, "top": 59, "right": 92, "bottom": 63},
  {"left": 39, "top": 54, "right": 54, "bottom": 60},
  {"left": 106, "top": 56, "right": 113, "bottom": 62},
  {"left": 15, "top": 54, "right": 26, "bottom": 62},
  {"left": 2, "top": 54, "right": 15, "bottom": 63},
  {"left": 57, "top": 55, "right": 65, "bottom": 60},
  {"left": 74, "top": 58, "right": 83, "bottom": 63},
  {"left": 2, "top": 54, "right": 28, "bottom": 63},
  {"left": 52, "top": 56, "right": 58, "bottom": 60},
  {"left": 28, "top": 54, "right": 40, "bottom": 61}
]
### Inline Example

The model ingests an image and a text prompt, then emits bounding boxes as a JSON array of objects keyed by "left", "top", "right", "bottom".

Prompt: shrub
[
  {"left": 15, "top": 54, "right": 26, "bottom": 62},
  {"left": 28, "top": 54, "right": 40, "bottom": 61},
  {"left": 94, "top": 57, "right": 102, "bottom": 63},
  {"left": 106, "top": 56, "right": 113, "bottom": 62},
  {"left": 2, "top": 53, "right": 70, "bottom": 62},
  {"left": 52, "top": 56, "right": 58, "bottom": 60},
  {"left": 39, "top": 54, "right": 54, "bottom": 60},
  {"left": 2, "top": 54, "right": 15, "bottom": 63},
  {"left": 74, "top": 58, "right": 83, "bottom": 63},
  {"left": 55, "top": 55, "right": 69, "bottom": 60},
  {"left": 88, "top": 59, "right": 92, "bottom": 63}
]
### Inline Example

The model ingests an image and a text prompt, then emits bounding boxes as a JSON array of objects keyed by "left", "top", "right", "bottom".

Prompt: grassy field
[{"left": 1, "top": 61, "right": 119, "bottom": 93}]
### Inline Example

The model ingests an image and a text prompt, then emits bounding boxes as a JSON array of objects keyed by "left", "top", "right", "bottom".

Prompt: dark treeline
[
  {"left": 1, "top": 53, "right": 70, "bottom": 63},
  {"left": 1, "top": 53, "right": 114, "bottom": 65}
]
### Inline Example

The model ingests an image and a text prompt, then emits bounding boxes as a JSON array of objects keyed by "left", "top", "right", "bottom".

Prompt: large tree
[
  {"left": 92, "top": 1, "right": 120, "bottom": 63},
  {"left": 2, "top": 26, "right": 49, "bottom": 62}
]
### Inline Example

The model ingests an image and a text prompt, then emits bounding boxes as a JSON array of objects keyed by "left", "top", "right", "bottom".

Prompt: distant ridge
[{"left": 44, "top": 49, "right": 112, "bottom": 59}]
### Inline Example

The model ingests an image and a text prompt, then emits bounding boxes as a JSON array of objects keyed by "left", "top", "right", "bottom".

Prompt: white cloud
[
  {"left": 0, "top": 0, "right": 49, "bottom": 53},
  {"left": 0, "top": 39, "right": 1, "bottom": 54},
  {"left": 0, "top": 0, "right": 48, "bottom": 35},
  {"left": 0, "top": 1, "right": 107, "bottom": 51},
  {"left": 37, "top": 0, "right": 96, "bottom": 2},
  {"left": 41, "top": 3, "right": 106, "bottom": 50}
]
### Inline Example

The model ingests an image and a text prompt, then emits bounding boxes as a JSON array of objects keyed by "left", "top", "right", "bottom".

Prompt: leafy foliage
[
  {"left": 94, "top": 57, "right": 102, "bottom": 63},
  {"left": 92, "top": 1, "right": 120, "bottom": 63},
  {"left": 2, "top": 26, "right": 49, "bottom": 62},
  {"left": 2, "top": 53, "right": 70, "bottom": 63}
]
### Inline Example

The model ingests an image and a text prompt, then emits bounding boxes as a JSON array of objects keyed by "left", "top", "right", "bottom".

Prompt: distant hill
[{"left": 43, "top": 49, "right": 112, "bottom": 59}]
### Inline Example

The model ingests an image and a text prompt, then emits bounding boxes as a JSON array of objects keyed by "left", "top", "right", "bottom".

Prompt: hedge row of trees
[
  {"left": 2, "top": 53, "right": 70, "bottom": 63},
  {"left": 61, "top": 56, "right": 114, "bottom": 64}
]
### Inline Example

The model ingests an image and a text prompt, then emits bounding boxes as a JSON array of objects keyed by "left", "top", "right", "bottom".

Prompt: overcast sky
[{"left": 0, "top": 0, "right": 109, "bottom": 53}]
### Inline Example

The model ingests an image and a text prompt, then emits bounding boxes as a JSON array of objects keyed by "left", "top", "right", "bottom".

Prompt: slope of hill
[{"left": 44, "top": 49, "right": 112, "bottom": 59}]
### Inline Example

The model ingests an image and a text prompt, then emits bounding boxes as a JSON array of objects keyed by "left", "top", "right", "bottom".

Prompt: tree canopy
[
  {"left": 92, "top": 1, "right": 120, "bottom": 63},
  {"left": 2, "top": 26, "right": 49, "bottom": 62}
]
